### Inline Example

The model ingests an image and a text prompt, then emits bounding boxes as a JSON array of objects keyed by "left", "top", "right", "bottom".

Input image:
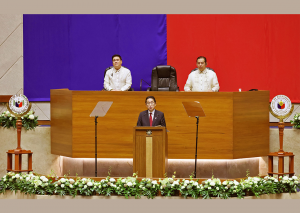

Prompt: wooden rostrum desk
[{"left": 51, "top": 90, "right": 269, "bottom": 160}]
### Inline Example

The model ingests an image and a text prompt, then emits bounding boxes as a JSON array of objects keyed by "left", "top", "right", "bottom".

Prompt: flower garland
[
  {"left": 0, "top": 110, "right": 38, "bottom": 130},
  {"left": 290, "top": 113, "right": 300, "bottom": 129},
  {"left": 0, "top": 172, "right": 299, "bottom": 199}
]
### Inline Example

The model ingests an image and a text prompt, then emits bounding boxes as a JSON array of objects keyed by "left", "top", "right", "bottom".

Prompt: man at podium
[
  {"left": 137, "top": 96, "right": 166, "bottom": 127},
  {"left": 104, "top": 54, "right": 132, "bottom": 91}
]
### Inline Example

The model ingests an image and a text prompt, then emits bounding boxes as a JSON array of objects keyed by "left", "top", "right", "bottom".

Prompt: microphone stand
[
  {"left": 95, "top": 116, "right": 98, "bottom": 177},
  {"left": 195, "top": 116, "right": 199, "bottom": 178}
]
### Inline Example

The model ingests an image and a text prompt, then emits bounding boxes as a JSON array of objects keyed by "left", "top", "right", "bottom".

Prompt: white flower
[
  {"left": 69, "top": 184, "right": 73, "bottom": 188},
  {"left": 173, "top": 181, "right": 179, "bottom": 185},
  {"left": 20, "top": 177, "right": 23, "bottom": 180},
  {"left": 210, "top": 182, "right": 215, "bottom": 186},
  {"left": 81, "top": 178, "right": 87, "bottom": 182},
  {"left": 208, "top": 187, "right": 211, "bottom": 190},
  {"left": 110, "top": 178, "right": 116, "bottom": 182},
  {"left": 151, "top": 180, "right": 158, "bottom": 185},
  {"left": 298, "top": 117, "right": 300, "bottom": 120},
  {"left": 84, "top": 185, "right": 87, "bottom": 189},
  {"left": 184, "top": 180, "right": 190, "bottom": 184},
  {"left": 6, "top": 111, "right": 10, "bottom": 115},
  {"left": 295, "top": 181, "right": 298, "bottom": 184},
  {"left": 142, "top": 187, "right": 145, "bottom": 190},
  {"left": 253, "top": 177, "right": 260, "bottom": 182},
  {"left": 9, "top": 117, "right": 12, "bottom": 121},
  {"left": 223, "top": 181, "right": 228, "bottom": 185},
  {"left": 216, "top": 187, "right": 219, "bottom": 190},
  {"left": 29, "top": 114, "right": 35, "bottom": 120},
  {"left": 121, "top": 179, "right": 126, "bottom": 183},
  {"left": 283, "top": 176, "right": 289, "bottom": 181},
  {"left": 61, "top": 184, "right": 65, "bottom": 188},
  {"left": 127, "top": 182, "right": 133, "bottom": 187},
  {"left": 234, "top": 181, "right": 239, "bottom": 186},
  {"left": 225, "top": 187, "right": 228, "bottom": 190},
  {"left": 87, "top": 182, "right": 93, "bottom": 186},
  {"left": 15, "top": 174, "right": 20, "bottom": 179},
  {"left": 292, "top": 176, "right": 298, "bottom": 180},
  {"left": 2, "top": 175, "right": 6, "bottom": 179},
  {"left": 54, "top": 184, "right": 58, "bottom": 187},
  {"left": 45, "top": 183, "right": 48, "bottom": 186},
  {"left": 60, "top": 178, "right": 66, "bottom": 183},
  {"left": 181, "top": 186, "right": 185, "bottom": 189},
  {"left": 153, "top": 185, "right": 155, "bottom": 188},
  {"left": 193, "top": 182, "right": 198, "bottom": 186},
  {"left": 26, "top": 177, "right": 30, "bottom": 181},
  {"left": 69, "top": 179, "right": 75, "bottom": 184}
]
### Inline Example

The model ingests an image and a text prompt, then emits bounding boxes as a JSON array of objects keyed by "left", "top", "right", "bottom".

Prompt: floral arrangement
[
  {"left": 140, "top": 178, "right": 159, "bottom": 199},
  {"left": 290, "top": 113, "right": 300, "bottom": 129},
  {"left": 115, "top": 173, "right": 141, "bottom": 199},
  {"left": 0, "top": 110, "right": 38, "bottom": 130},
  {"left": 0, "top": 172, "right": 299, "bottom": 199},
  {"left": 159, "top": 172, "right": 180, "bottom": 197},
  {"left": 98, "top": 176, "right": 116, "bottom": 196}
]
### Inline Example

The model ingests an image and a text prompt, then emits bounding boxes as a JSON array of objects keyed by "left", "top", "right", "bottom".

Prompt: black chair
[
  {"left": 147, "top": 65, "right": 179, "bottom": 91},
  {"left": 103, "top": 66, "right": 134, "bottom": 91},
  {"left": 191, "top": 67, "right": 215, "bottom": 73}
]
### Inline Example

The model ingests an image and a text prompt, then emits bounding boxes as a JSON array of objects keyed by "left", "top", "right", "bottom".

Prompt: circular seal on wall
[
  {"left": 8, "top": 94, "right": 30, "bottom": 115},
  {"left": 270, "top": 95, "right": 292, "bottom": 117}
]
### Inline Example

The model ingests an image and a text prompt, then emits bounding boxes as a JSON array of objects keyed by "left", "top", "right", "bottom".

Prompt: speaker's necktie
[{"left": 149, "top": 112, "right": 153, "bottom": 126}]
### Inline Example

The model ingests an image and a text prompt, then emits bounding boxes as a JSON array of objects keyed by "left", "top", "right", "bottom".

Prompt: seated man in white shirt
[
  {"left": 184, "top": 56, "right": 220, "bottom": 92},
  {"left": 104, "top": 54, "right": 132, "bottom": 91}
]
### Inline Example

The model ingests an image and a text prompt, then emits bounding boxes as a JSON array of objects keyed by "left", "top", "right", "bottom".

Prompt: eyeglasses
[{"left": 146, "top": 102, "right": 155, "bottom": 105}]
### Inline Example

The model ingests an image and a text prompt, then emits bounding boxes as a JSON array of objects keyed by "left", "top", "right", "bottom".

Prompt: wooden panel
[
  {"left": 51, "top": 90, "right": 269, "bottom": 159},
  {"left": 0, "top": 95, "right": 11, "bottom": 102},
  {"left": 133, "top": 130, "right": 147, "bottom": 176},
  {"left": 69, "top": 91, "right": 234, "bottom": 159},
  {"left": 233, "top": 91, "right": 270, "bottom": 158},
  {"left": 50, "top": 89, "right": 73, "bottom": 157}
]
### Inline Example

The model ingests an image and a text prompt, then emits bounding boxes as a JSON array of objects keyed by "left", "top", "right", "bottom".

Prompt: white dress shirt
[
  {"left": 148, "top": 109, "right": 155, "bottom": 122},
  {"left": 104, "top": 66, "right": 132, "bottom": 91},
  {"left": 184, "top": 68, "right": 220, "bottom": 92}
]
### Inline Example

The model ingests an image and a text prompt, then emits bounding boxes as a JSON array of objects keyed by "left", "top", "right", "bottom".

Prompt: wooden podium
[{"left": 133, "top": 127, "right": 168, "bottom": 178}]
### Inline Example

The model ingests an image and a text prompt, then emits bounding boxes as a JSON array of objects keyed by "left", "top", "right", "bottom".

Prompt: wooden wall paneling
[
  {"left": 50, "top": 89, "right": 73, "bottom": 157},
  {"left": 51, "top": 90, "right": 269, "bottom": 159},
  {"left": 233, "top": 91, "right": 270, "bottom": 158}
]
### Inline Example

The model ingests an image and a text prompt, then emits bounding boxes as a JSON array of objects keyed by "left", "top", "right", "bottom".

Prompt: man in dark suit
[{"left": 137, "top": 96, "right": 166, "bottom": 127}]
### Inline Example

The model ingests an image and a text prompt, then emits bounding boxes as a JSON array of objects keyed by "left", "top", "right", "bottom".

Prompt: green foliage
[
  {"left": 0, "top": 111, "right": 38, "bottom": 130},
  {"left": 290, "top": 113, "right": 300, "bottom": 129},
  {"left": 0, "top": 172, "right": 299, "bottom": 199}
]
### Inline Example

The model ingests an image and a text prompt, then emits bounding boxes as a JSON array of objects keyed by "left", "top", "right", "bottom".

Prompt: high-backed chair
[
  {"left": 147, "top": 65, "right": 179, "bottom": 91},
  {"left": 103, "top": 66, "right": 134, "bottom": 91}
]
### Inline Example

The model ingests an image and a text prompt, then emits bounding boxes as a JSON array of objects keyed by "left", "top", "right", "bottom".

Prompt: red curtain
[{"left": 167, "top": 15, "right": 300, "bottom": 103}]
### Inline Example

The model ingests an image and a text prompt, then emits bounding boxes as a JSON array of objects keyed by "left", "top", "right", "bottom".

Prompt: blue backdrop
[{"left": 23, "top": 15, "right": 167, "bottom": 101}]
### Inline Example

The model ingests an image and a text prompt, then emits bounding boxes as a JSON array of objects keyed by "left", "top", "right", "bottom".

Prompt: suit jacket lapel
[
  {"left": 143, "top": 111, "right": 150, "bottom": 126},
  {"left": 152, "top": 111, "right": 157, "bottom": 126}
]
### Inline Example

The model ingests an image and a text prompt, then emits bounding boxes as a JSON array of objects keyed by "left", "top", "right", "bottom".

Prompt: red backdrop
[{"left": 167, "top": 15, "right": 300, "bottom": 103}]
